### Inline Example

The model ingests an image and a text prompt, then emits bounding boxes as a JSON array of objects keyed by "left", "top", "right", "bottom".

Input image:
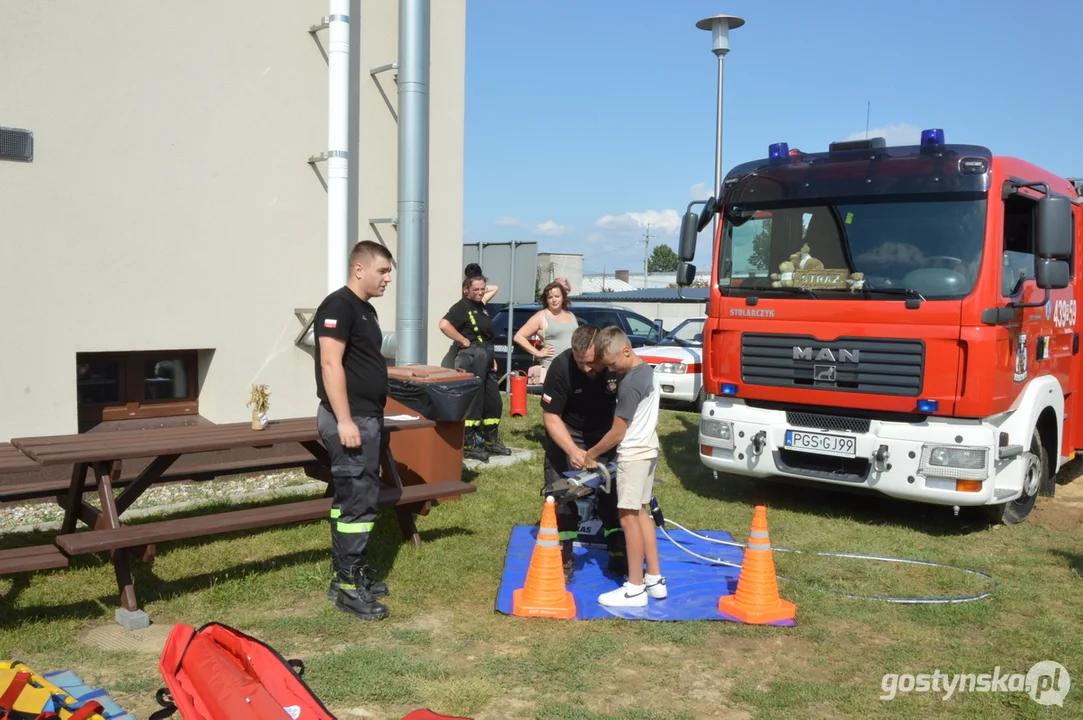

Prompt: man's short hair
[
  {"left": 596, "top": 326, "right": 630, "bottom": 357},
  {"left": 571, "top": 324, "right": 601, "bottom": 354},
  {"left": 350, "top": 240, "right": 392, "bottom": 267}
]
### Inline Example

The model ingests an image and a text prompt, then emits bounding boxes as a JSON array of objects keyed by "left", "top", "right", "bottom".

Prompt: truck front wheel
[{"left": 984, "top": 431, "right": 1044, "bottom": 525}]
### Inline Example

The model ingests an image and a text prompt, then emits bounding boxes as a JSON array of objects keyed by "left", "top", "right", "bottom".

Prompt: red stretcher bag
[{"left": 152, "top": 622, "right": 335, "bottom": 720}]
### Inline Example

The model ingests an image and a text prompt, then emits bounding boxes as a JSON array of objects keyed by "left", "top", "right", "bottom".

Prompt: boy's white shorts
[{"left": 616, "top": 456, "right": 658, "bottom": 510}]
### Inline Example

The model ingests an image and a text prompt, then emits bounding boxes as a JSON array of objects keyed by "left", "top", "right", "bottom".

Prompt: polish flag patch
[
  {"left": 542, "top": 393, "right": 552, "bottom": 404},
  {"left": 323, "top": 318, "right": 337, "bottom": 328}
]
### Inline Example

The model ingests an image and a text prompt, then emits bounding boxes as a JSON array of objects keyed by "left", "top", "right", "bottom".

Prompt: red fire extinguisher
[{"left": 510, "top": 371, "right": 528, "bottom": 417}]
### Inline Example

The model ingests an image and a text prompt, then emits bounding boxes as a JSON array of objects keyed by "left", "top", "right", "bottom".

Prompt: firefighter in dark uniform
[
  {"left": 313, "top": 240, "right": 394, "bottom": 621},
  {"left": 438, "top": 273, "right": 512, "bottom": 461},
  {"left": 541, "top": 323, "right": 627, "bottom": 581}
]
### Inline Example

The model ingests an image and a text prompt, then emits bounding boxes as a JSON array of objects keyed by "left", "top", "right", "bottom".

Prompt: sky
[{"left": 461, "top": 0, "right": 1083, "bottom": 275}]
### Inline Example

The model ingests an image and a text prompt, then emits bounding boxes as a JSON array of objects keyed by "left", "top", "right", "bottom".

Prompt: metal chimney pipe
[{"left": 395, "top": 0, "right": 430, "bottom": 365}]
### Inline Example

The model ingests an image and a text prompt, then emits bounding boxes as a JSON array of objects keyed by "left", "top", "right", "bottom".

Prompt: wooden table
[{"left": 7, "top": 415, "right": 464, "bottom": 618}]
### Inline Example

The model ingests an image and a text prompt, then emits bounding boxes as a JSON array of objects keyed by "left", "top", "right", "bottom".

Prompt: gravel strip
[{"left": 0, "top": 469, "right": 319, "bottom": 535}]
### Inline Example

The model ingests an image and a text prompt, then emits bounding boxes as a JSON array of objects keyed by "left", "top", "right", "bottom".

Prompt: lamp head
[{"left": 696, "top": 14, "right": 745, "bottom": 56}]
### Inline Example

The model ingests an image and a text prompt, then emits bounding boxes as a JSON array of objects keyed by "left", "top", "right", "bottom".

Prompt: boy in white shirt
[{"left": 579, "top": 326, "right": 665, "bottom": 607}]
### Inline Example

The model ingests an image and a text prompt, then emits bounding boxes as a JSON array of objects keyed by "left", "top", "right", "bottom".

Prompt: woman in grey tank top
[{"left": 514, "top": 281, "right": 578, "bottom": 369}]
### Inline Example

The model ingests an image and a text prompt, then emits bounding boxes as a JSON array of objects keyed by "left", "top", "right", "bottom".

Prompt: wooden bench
[
  {"left": 55, "top": 480, "right": 474, "bottom": 556},
  {"left": 0, "top": 545, "right": 70, "bottom": 574}
]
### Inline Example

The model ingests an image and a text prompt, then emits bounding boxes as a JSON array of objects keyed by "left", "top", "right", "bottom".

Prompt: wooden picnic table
[
  {"left": 5, "top": 414, "right": 475, "bottom": 619},
  {"left": 0, "top": 443, "right": 40, "bottom": 474}
]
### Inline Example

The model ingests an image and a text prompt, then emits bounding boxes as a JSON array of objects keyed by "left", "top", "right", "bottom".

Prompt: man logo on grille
[{"left": 793, "top": 347, "right": 860, "bottom": 363}]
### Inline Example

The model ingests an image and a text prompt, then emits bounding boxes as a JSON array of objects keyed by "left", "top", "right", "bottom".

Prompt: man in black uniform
[
  {"left": 438, "top": 274, "right": 511, "bottom": 461},
  {"left": 541, "top": 323, "right": 627, "bottom": 581},
  {"left": 313, "top": 240, "right": 393, "bottom": 621}
]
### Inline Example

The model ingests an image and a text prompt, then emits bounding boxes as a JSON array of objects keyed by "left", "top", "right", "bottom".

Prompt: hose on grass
[
  {"left": 657, "top": 513, "right": 997, "bottom": 605},
  {"left": 575, "top": 465, "right": 996, "bottom": 604}
]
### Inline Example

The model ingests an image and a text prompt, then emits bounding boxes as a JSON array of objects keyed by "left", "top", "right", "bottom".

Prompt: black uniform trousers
[
  {"left": 317, "top": 404, "right": 382, "bottom": 578},
  {"left": 455, "top": 342, "right": 502, "bottom": 436},
  {"left": 543, "top": 425, "right": 625, "bottom": 567}
]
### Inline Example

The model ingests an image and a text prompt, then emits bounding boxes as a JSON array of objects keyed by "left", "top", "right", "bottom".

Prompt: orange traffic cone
[
  {"left": 717, "top": 505, "right": 796, "bottom": 626},
  {"left": 512, "top": 496, "right": 577, "bottom": 619}
]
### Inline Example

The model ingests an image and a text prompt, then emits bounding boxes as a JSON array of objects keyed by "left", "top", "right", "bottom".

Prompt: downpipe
[{"left": 326, "top": 0, "right": 350, "bottom": 293}]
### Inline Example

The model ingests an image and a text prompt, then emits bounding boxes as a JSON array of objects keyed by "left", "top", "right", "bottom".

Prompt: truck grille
[
  {"left": 786, "top": 412, "right": 871, "bottom": 434},
  {"left": 741, "top": 334, "right": 924, "bottom": 397}
]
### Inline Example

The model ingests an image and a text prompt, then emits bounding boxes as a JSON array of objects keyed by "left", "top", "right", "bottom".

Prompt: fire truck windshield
[{"left": 717, "top": 197, "right": 987, "bottom": 300}]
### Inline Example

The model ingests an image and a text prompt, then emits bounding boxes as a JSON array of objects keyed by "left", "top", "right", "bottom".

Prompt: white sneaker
[
  {"left": 598, "top": 582, "right": 648, "bottom": 608},
  {"left": 645, "top": 574, "right": 668, "bottom": 599}
]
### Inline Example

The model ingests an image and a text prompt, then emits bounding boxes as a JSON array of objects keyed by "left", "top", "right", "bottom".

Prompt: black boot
[
  {"left": 561, "top": 540, "right": 575, "bottom": 583},
  {"left": 481, "top": 426, "right": 512, "bottom": 456},
  {"left": 607, "top": 528, "right": 628, "bottom": 576},
  {"left": 334, "top": 567, "right": 390, "bottom": 620},
  {"left": 329, "top": 565, "right": 388, "bottom": 600},
  {"left": 463, "top": 430, "right": 491, "bottom": 462},
  {"left": 607, "top": 550, "right": 628, "bottom": 577}
]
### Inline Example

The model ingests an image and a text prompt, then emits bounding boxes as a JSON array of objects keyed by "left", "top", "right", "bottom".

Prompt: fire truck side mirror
[
  {"left": 1036, "top": 193, "right": 1073, "bottom": 259},
  {"left": 696, "top": 197, "right": 718, "bottom": 234},
  {"left": 1036, "top": 258, "right": 1070, "bottom": 290},
  {"left": 676, "top": 262, "right": 697, "bottom": 287},
  {"left": 679, "top": 211, "right": 700, "bottom": 261}
]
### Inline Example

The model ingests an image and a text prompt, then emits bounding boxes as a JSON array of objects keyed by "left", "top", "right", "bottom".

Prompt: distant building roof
[
  {"left": 581, "top": 272, "right": 711, "bottom": 292},
  {"left": 571, "top": 287, "right": 709, "bottom": 303},
  {"left": 580, "top": 276, "right": 636, "bottom": 293}
]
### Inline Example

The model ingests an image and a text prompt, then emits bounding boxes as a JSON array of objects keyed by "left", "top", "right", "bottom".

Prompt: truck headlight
[
  {"left": 657, "top": 362, "right": 687, "bottom": 374},
  {"left": 918, "top": 445, "right": 988, "bottom": 480},
  {"left": 700, "top": 418, "right": 734, "bottom": 450}
]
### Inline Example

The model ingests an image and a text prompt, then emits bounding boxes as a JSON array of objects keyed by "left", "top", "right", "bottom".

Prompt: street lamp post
[{"left": 695, "top": 14, "right": 744, "bottom": 243}]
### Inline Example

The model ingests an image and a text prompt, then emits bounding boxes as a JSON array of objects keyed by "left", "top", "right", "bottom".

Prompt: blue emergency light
[
  {"left": 920, "top": 128, "right": 945, "bottom": 146},
  {"left": 721, "top": 383, "right": 738, "bottom": 396},
  {"left": 768, "top": 143, "right": 789, "bottom": 158},
  {"left": 917, "top": 399, "right": 939, "bottom": 413}
]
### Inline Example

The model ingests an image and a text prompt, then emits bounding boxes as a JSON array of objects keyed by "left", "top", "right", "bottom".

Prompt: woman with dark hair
[
  {"left": 513, "top": 282, "right": 577, "bottom": 382},
  {"left": 438, "top": 273, "right": 511, "bottom": 461},
  {"left": 464, "top": 263, "right": 499, "bottom": 304}
]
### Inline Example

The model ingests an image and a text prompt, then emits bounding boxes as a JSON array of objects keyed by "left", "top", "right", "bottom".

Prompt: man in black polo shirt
[
  {"left": 314, "top": 240, "right": 393, "bottom": 621},
  {"left": 541, "top": 323, "right": 626, "bottom": 581},
  {"left": 438, "top": 273, "right": 511, "bottom": 461}
]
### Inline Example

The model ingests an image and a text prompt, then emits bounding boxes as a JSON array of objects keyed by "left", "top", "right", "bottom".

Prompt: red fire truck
[{"left": 675, "top": 130, "right": 1081, "bottom": 524}]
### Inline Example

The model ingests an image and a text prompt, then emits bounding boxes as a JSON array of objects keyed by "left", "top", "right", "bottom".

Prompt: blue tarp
[{"left": 495, "top": 524, "right": 796, "bottom": 625}]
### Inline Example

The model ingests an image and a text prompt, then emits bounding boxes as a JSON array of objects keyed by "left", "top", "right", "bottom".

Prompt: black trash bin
[{"left": 387, "top": 366, "right": 481, "bottom": 422}]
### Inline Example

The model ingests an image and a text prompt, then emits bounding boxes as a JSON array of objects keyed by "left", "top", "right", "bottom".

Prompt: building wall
[
  {"left": 0, "top": 0, "right": 466, "bottom": 440},
  {"left": 536, "top": 253, "right": 583, "bottom": 296}
]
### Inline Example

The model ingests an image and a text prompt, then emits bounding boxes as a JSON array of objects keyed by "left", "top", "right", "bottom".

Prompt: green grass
[{"left": 1, "top": 395, "right": 1081, "bottom": 719}]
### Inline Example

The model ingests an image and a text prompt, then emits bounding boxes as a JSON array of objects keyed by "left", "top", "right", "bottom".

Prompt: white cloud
[
  {"left": 843, "top": 122, "right": 922, "bottom": 147},
  {"left": 688, "top": 182, "right": 711, "bottom": 201},
  {"left": 534, "top": 220, "right": 571, "bottom": 237},
  {"left": 594, "top": 209, "right": 681, "bottom": 236},
  {"left": 494, "top": 216, "right": 523, "bottom": 227}
]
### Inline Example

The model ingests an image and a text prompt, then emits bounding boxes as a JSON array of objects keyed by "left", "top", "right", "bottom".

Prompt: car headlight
[
  {"left": 700, "top": 418, "right": 734, "bottom": 450},
  {"left": 918, "top": 445, "right": 988, "bottom": 480},
  {"left": 657, "top": 362, "right": 687, "bottom": 374}
]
